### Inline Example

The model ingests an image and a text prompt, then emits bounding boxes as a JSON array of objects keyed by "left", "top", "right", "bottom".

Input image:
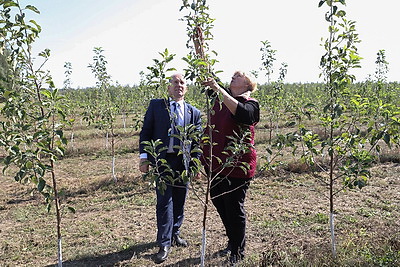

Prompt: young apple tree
[
  {"left": 181, "top": 1, "right": 256, "bottom": 266},
  {"left": 0, "top": 1, "right": 72, "bottom": 266},
  {"left": 297, "top": 0, "right": 399, "bottom": 258}
]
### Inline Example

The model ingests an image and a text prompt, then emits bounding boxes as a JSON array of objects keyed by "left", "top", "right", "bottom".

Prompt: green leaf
[
  {"left": 3, "top": 90, "right": 13, "bottom": 99},
  {"left": 3, "top": 1, "right": 18, "bottom": 8},
  {"left": 285, "top": 121, "right": 296, "bottom": 127},
  {"left": 25, "top": 161, "right": 33, "bottom": 169},
  {"left": 25, "top": 5, "right": 40, "bottom": 14},
  {"left": 37, "top": 178, "right": 45, "bottom": 192},
  {"left": 375, "top": 144, "right": 381, "bottom": 153},
  {"left": 337, "top": 10, "right": 346, "bottom": 17},
  {"left": 67, "top": 206, "right": 76, "bottom": 213},
  {"left": 55, "top": 129, "right": 63, "bottom": 138},
  {"left": 323, "top": 104, "right": 331, "bottom": 113},
  {"left": 40, "top": 89, "right": 52, "bottom": 98},
  {"left": 333, "top": 104, "right": 343, "bottom": 118},
  {"left": 318, "top": 0, "right": 326, "bottom": 7},
  {"left": 383, "top": 133, "right": 390, "bottom": 146},
  {"left": 55, "top": 147, "right": 64, "bottom": 157},
  {"left": 332, "top": 5, "right": 338, "bottom": 15},
  {"left": 354, "top": 179, "right": 367, "bottom": 189}
]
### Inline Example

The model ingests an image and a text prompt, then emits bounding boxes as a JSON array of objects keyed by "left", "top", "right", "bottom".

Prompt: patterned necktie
[
  {"left": 173, "top": 102, "right": 182, "bottom": 148},
  {"left": 174, "top": 102, "right": 183, "bottom": 127},
  {"left": 168, "top": 102, "right": 182, "bottom": 153}
]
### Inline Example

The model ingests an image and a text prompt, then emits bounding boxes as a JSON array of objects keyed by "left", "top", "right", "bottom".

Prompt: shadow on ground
[
  {"left": 45, "top": 242, "right": 157, "bottom": 267},
  {"left": 164, "top": 257, "right": 201, "bottom": 267}
]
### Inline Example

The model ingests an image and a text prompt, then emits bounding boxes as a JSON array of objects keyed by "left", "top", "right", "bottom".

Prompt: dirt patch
[{"left": 1, "top": 151, "right": 399, "bottom": 266}]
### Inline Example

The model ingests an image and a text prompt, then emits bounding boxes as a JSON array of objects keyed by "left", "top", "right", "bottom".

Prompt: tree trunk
[
  {"left": 51, "top": 160, "right": 63, "bottom": 267},
  {"left": 329, "top": 212, "right": 336, "bottom": 258}
]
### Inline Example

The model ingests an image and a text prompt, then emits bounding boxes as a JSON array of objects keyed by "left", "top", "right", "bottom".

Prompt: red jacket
[{"left": 201, "top": 96, "right": 258, "bottom": 178}]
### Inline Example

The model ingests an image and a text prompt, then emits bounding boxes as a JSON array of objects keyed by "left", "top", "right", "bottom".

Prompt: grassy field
[{"left": 0, "top": 115, "right": 399, "bottom": 267}]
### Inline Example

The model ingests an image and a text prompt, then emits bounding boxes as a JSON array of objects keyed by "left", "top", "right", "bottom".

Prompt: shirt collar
[
  {"left": 170, "top": 99, "right": 184, "bottom": 106},
  {"left": 236, "top": 91, "right": 251, "bottom": 100}
]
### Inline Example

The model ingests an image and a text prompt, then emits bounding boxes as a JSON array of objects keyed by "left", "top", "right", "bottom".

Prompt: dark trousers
[
  {"left": 156, "top": 154, "right": 188, "bottom": 247},
  {"left": 210, "top": 175, "right": 251, "bottom": 257}
]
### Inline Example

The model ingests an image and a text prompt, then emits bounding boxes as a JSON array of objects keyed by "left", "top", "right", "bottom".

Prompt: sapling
[
  {"left": 181, "top": 1, "right": 219, "bottom": 264},
  {"left": 255, "top": 42, "right": 293, "bottom": 174},
  {"left": 63, "top": 61, "right": 73, "bottom": 90},
  {"left": 87, "top": 47, "right": 119, "bottom": 182},
  {"left": 255, "top": 40, "right": 291, "bottom": 145},
  {"left": 181, "top": 1, "right": 256, "bottom": 266},
  {"left": 315, "top": 0, "right": 362, "bottom": 257},
  {"left": 298, "top": 0, "right": 397, "bottom": 258},
  {"left": 259, "top": 40, "right": 276, "bottom": 84},
  {"left": 0, "top": 2, "right": 71, "bottom": 266},
  {"left": 62, "top": 62, "right": 77, "bottom": 150}
]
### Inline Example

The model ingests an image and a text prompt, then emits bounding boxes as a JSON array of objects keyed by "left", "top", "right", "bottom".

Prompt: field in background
[{"left": 1, "top": 108, "right": 399, "bottom": 266}]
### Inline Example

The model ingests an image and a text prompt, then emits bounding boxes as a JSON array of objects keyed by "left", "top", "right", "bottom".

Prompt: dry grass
[{"left": 0, "top": 118, "right": 400, "bottom": 267}]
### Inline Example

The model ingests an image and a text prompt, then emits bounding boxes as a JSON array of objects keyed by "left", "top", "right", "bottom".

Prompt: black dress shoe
[
  {"left": 229, "top": 254, "right": 242, "bottom": 267},
  {"left": 172, "top": 234, "right": 188, "bottom": 247},
  {"left": 219, "top": 243, "right": 232, "bottom": 257},
  {"left": 154, "top": 246, "right": 170, "bottom": 264}
]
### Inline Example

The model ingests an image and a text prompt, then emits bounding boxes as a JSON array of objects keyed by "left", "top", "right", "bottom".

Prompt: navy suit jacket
[{"left": 139, "top": 98, "right": 202, "bottom": 164}]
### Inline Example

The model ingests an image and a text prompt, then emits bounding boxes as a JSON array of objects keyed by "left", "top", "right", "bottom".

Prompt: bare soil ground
[{"left": 1, "top": 130, "right": 400, "bottom": 266}]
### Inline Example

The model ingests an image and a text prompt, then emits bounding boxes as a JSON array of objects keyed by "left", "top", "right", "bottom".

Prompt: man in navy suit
[{"left": 139, "top": 73, "right": 202, "bottom": 264}]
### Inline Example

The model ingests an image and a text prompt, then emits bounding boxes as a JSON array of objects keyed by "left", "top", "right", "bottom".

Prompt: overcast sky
[{"left": 27, "top": 0, "right": 400, "bottom": 88}]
